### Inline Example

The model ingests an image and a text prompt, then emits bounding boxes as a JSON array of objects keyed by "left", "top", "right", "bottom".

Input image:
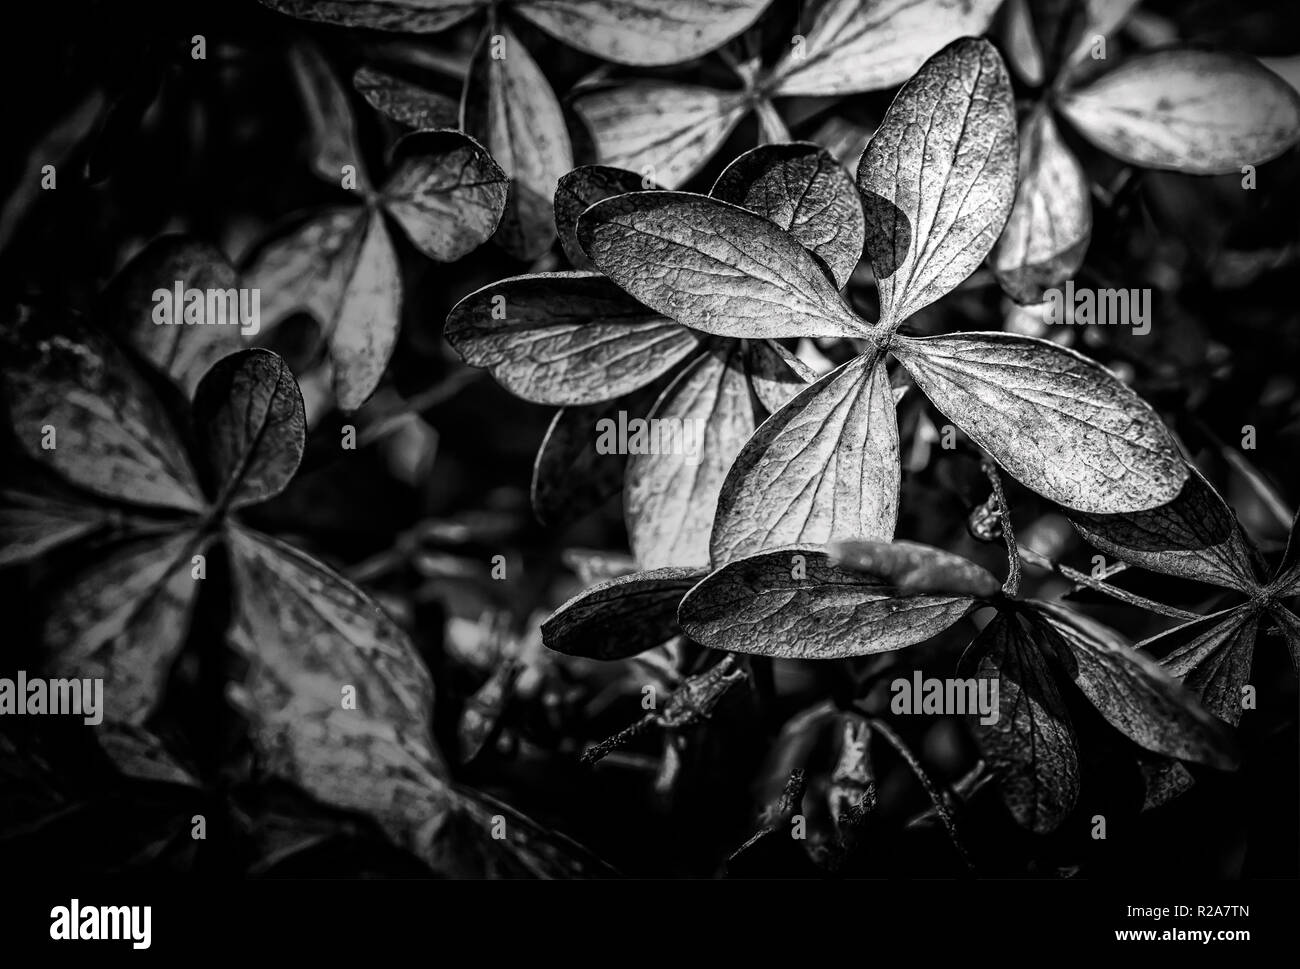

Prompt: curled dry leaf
[
  {"left": 578, "top": 191, "right": 868, "bottom": 339},
  {"left": 445, "top": 272, "right": 697, "bottom": 406},
  {"left": 829, "top": 539, "right": 1001, "bottom": 598},
  {"left": 678, "top": 547, "right": 980, "bottom": 659},
  {"left": 992, "top": 109, "right": 1092, "bottom": 304},
  {"left": 1161, "top": 609, "right": 1260, "bottom": 726},
  {"left": 191, "top": 349, "right": 306, "bottom": 511},
  {"left": 541, "top": 566, "right": 707, "bottom": 660},
  {"left": 710, "top": 142, "right": 865, "bottom": 289},
  {"left": 1057, "top": 50, "right": 1300, "bottom": 174},
  {"left": 554, "top": 165, "right": 653, "bottom": 269},
  {"left": 965, "top": 611, "right": 1079, "bottom": 834},
  {"left": 858, "top": 37, "right": 1018, "bottom": 329},
  {"left": 891, "top": 332, "right": 1187, "bottom": 514},
  {"left": 710, "top": 354, "right": 898, "bottom": 567},
  {"left": 1031, "top": 601, "right": 1239, "bottom": 770}
]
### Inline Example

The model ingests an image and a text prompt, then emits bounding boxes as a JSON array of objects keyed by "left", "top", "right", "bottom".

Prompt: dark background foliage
[{"left": 0, "top": 0, "right": 1297, "bottom": 877}]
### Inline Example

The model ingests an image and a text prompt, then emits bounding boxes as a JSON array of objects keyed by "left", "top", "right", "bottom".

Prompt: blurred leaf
[
  {"left": 0, "top": 485, "right": 108, "bottom": 566},
  {"left": 541, "top": 566, "right": 706, "bottom": 660},
  {"left": 858, "top": 38, "right": 1017, "bottom": 329},
  {"left": 578, "top": 191, "right": 869, "bottom": 339},
  {"left": 288, "top": 42, "right": 369, "bottom": 191},
  {"left": 353, "top": 66, "right": 459, "bottom": 130}
]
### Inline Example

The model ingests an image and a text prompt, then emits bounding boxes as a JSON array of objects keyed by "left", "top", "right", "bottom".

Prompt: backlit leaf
[
  {"left": 992, "top": 110, "right": 1091, "bottom": 303},
  {"left": 678, "top": 547, "right": 978, "bottom": 658},
  {"left": 541, "top": 566, "right": 706, "bottom": 660},
  {"left": 1032, "top": 601, "right": 1239, "bottom": 769},
  {"left": 445, "top": 272, "right": 697, "bottom": 405},
  {"left": 710, "top": 354, "right": 898, "bottom": 567},
  {"left": 711, "top": 142, "right": 865, "bottom": 288},
  {"left": 892, "top": 331, "right": 1187, "bottom": 513},
  {"left": 858, "top": 38, "right": 1017, "bottom": 328},
  {"left": 1058, "top": 50, "right": 1300, "bottom": 174},
  {"left": 191, "top": 350, "right": 306, "bottom": 510},
  {"left": 578, "top": 191, "right": 869, "bottom": 339}
]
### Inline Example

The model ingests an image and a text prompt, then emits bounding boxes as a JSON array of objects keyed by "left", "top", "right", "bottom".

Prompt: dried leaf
[
  {"left": 710, "top": 355, "right": 898, "bottom": 567},
  {"left": 678, "top": 547, "right": 978, "bottom": 659},
  {"left": 992, "top": 110, "right": 1091, "bottom": 303},
  {"left": 967, "top": 611, "right": 1079, "bottom": 833},
  {"left": 829, "top": 540, "right": 1001, "bottom": 598},
  {"left": 743, "top": 339, "right": 815, "bottom": 414},
  {"left": 101, "top": 234, "right": 244, "bottom": 396},
  {"left": 626, "top": 346, "right": 756, "bottom": 569},
  {"left": 578, "top": 191, "right": 869, "bottom": 339},
  {"left": 43, "top": 531, "right": 207, "bottom": 724},
  {"left": 288, "top": 43, "right": 369, "bottom": 190},
  {"left": 892, "top": 332, "right": 1187, "bottom": 514},
  {"left": 858, "top": 38, "right": 1017, "bottom": 328},
  {"left": 1031, "top": 601, "right": 1239, "bottom": 769},
  {"left": 353, "top": 66, "right": 459, "bottom": 130},
  {"left": 710, "top": 142, "right": 865, "bottom": 288},
  {"left": 329, "top": 210, "right": 402, "bottom": 411},
  {"left": 0, "top": 315, "right": 205, "bottom": 512},
  {"left": 541, "top": 566, "right": 706, "bottom": 660},
  {"left": 554, "top": 165, "right": 651, "bottom": 269},
  {"left": 225, "top": 525, "right": 453, "bottom": 860},
  {"left": 1070, "top": 465, "right": 1260, "bottom": 592},
  {"left": 572, "top": 83, "right": 748, "bottom": 190},
  {"left": 462, "top": 25, "right": 572, "bottom": 259},
  {"left": 514, "top": 0, "right": 769, "bottom": 66},
  {"left": 445, "top": 272, "right": 697, "bottom": 405},
  {"left": 259, "top": 0, "right": 483, "bottom": 33},
  {"left": 381, "top": 129, "right": 508, "bottom": 262},
  {"left": 1161, "top": 608, "right": 1259, "bottom": 726},
  {"left": 770, "top": 0, "right": 1003, "bottom": 97},
  {"left": 1269, "top": 605, "right": 1300, "bottom": 669},
  {"left": 191, "top": 350, "right": 306, "bottom": 511},
  {"left": 1058, "top": 50, "right": 1300, "bottom": 174}
]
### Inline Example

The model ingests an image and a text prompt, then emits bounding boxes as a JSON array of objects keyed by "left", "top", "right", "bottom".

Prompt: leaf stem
[{"left": 981, "top": 458, "right": 1021, "bottom": 597}]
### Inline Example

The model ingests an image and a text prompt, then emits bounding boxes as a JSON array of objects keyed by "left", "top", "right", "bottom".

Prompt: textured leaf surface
[
  {"left": 1070, "top": 466, "right": 1259, "bottom": 592},
  {"left": 462, "top": 25, "right": 572, "bottom": 259},
  {"left": 858, "top": 38, "right": 1017, "bottom": 328},
  {"left": 554, "top": 165, "right": 651, "bottom": 269},
  {"left": 710, "top": 142, "right": 865, "bottom": 288},
  {"left": 445, "top": 272, "right": 696, "bottom": 405},
  {"left": 626, "top": 346, "right": 756, "bottom": 569},
  {"left": 43, "top": 531, "right": 206, "bottom": 725},
  {"left": 259, "top": 0, "right": 483, "bottom": 33},
  {"left": 710, "top": 355, "right": 898, "bottom": 566},
  {"left": 579, "top": 191, "right": 868, "bottom": 339},
  {"left": 1032, "top": 601, "right": 1239, "bottom": 769},
  {"left": 573, "top": 83, "right": 748, "bottom": 190},
  {"left": 541, "top": 566, "right": 705, "bottom": 660},
  {"left": 744, "top": 339, "right": 815, "bottom": 414},
  {"left": 1161, "top": 609, "right": 1259, "bottom": 726},
  {"left": 829, "top": 540, "right": 1001, "bottom": 598},
  {"left": 1058, "top": 50, "right": 1300, "bottom": 174},
  {"left": 354, "top": 66, "right": 459, "bottom": 130},
  {"left": 892, "top": 332, "right": 1187, "bottom": 513},
  {"left": 226, "top": 526, "right": 453, "bottom": 861},
  {"left": 1, "top": 316, "right": 205, "bottom": 512},
  {"left": 770, "top": 0, "right": 1003, "bottom": 97},
  {"left": 678, "top": 547, "right": 977, "bottom": 658},
  {"left": 515, "top": 0, "right": 769, "bottom": 66},
  {"left": 992, "top": 110, "right": 1091, "bottom": 303},
  {"left": 191, "top": 350, "right": 306, "bottom": 510},
  {"left": 382, "top": 129, "right": 508, "bottom": 262},
  {"left": 968, "top": 611, "right": 1079, "bottom": 833}
]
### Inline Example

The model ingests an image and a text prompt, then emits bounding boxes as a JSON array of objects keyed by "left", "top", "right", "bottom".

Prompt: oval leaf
[
  {"left": 382, "top": 129, "right": 509, "bottom": 262},
  {"left": 770, "top": 0, "right": 1004, "bottom": 97},
  {"left": 1058, "top": 50, "right": 1300, "bottom": 174},
  {"left": 578, "top": 191, "right": 869, "bottom": 339},
  {"left": 743, "top": 338, "right": 815, "bottom": 414},
  {"left": 445, "top": 272, "right": 697, "bottom": 405},
  {"left": 992, "top": 110, "right": 1092, "bottom": 304},
  {"left": 710, "top": 142, "right": 865, "bottom": 288},
  {"left": 541, "top": 566, "right": 706, "bottom": 660},
  {"left": 258, "top": 0, "right": 483, "bottom": 32},
  {"left": 191, "top": 349, "right": 306, "bottom": 510},
  {"left": 678, "top": 547, "right": 978, "bottom": 659},
  {"left": 892, "top": 331, "right": 1187, "bottom": 514},
  {"left": 288, "top": 42, "right": 369, "bottom": 191},
  {"left": 572, "top": 82, "right": 748, "bottom": 190},
  {"left": 858, "top": 37, "right": 1018, "bottom": 329},
  {"left": 710, "top": 354, "right": 899, "bottom": 567},
  {"left": 354, "top": 66, "right": 459, "bottom": 130},
  {"left": 829, "top": 540, "right": 1001, "bottom": 598}
]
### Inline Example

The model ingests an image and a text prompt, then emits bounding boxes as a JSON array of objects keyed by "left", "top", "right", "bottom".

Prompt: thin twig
[
  {"left": 580, "top": 716, "right": 656, "bottom": 767},
  {"left": 1018, "top": 545, "right": 1202, "bottom": 621},
  {"left": 981, "top": 458, "right": 1021, "bottom": 597}
]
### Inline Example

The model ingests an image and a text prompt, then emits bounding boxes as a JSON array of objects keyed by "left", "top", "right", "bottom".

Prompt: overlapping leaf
[{"left": 541, "top": 566, "right": 706, "bottom": 659}]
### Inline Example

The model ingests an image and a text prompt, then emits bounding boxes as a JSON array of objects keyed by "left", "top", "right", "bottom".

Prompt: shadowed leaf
[
  {"left": 1161, "top": 609, "right": 1259, "bottom": 726},
  {"left": 288, "top": 42, "right": 369, "bottom": 190},
  {"left": 259, "top": 0, "right": 483, "bottom": 33},
  {"left": 830, "top": 540, "right": 1001, "bottom": 597},
  {"left": 541, "top": 566, "right": 706, "bottom": 660},
  {"left": 354, "top": 66, "right": 459, "bottom": 130},
  {"left": 744, "top": 338, "right": 815, "bottom": 414},
  {"left": 555, "top": 165, "right": 652, "bottom": 269}
]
